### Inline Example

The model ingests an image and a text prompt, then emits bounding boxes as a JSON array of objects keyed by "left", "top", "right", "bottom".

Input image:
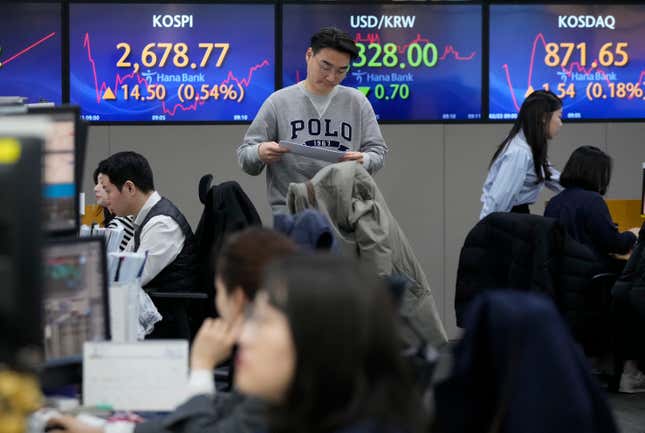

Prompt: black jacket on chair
[
  {"left": 455, "top": 213, "right": 603, "bottom": 346},
  {"left": 455, "top": 213, "right": 563, "bottom": 326},
  {"left": 194, "top": 177, "right": 262, "bottom": 313}
]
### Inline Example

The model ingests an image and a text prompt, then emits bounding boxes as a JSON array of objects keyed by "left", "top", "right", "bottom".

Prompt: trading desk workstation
[
  {"left": 3, "top": 1, "right": 645, "bottom": 431},
  {"left": 2, "top": 102, "right": 644, "bottom": 430},
  {"left": 0, "top": 105, "right": 204, "bottom": 432}
]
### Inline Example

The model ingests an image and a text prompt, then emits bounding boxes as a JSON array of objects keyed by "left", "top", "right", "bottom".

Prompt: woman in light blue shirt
[{"left": 480, "top": 90, "right": 564, "bottom": 220}]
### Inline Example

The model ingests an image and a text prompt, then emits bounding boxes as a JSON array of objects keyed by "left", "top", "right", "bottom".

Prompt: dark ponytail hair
[{"left": 490, "top": 90, "right": 562, "bottom": 183}]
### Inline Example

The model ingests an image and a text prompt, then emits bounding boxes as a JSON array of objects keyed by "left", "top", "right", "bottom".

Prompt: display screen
[
  {"left": 43, "top": 239, "right": 108, "bottom": 362},
  {"left": 69, "top": 3, "right": 275, "bottom": 122},
  {"left": 282, "top": 3, "right": 482, "bottom": 121},
  {"left": 489, "top": 4, "right": 645, "bottom": 120},
  {"left": 0, "top": 3, "right": 62, "bottom": 104},
  {"left": 42, "top": 113, "right": 77, "bottom": 233}
]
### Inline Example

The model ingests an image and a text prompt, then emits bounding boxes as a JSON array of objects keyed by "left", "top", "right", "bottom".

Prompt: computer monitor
[
  {"left": 0, "top": 2, "right": 62, "bottom": 104},
  {"left": 27, "top": 106, "right": 85, "bottom": 235},
  {"left": 42, "top": 237, "right": 110, "bottom": 364},
  {"left": 6, "top": 107, "right": 84, "bottom": 235},
  {"left": 69, "top": 2, "right": 275, "bottom": 122},
  {"left": 0, "top": 136, "right": 43, "bottom": 368}
]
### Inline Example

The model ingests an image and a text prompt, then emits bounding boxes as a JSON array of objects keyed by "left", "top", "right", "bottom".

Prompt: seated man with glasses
[{"left": 237, "top": 27, "right": 388, "bottom": 214}]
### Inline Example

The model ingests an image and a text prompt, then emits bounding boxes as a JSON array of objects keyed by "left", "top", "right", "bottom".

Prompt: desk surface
[{"left": 606, "top": 199, "right": 644, "bottom": 232}]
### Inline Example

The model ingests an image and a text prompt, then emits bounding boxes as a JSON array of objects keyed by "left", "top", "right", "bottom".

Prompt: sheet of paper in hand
[{"left": 279, "top": 140, "right": 345, "bottom": 163}]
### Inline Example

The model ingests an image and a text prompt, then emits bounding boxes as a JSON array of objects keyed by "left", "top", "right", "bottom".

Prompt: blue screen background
[
  {"left": 282, "top": 4, "right": 482, "bottom": 121},
  {"left": 489, "top": 5, "right": 645, "bottom": 120},
  {"left": 69, "top": 3, "right": 275, "bottom": 122},
  {"left": 0, "top": 3, "right": 62, "bottom": 104}
]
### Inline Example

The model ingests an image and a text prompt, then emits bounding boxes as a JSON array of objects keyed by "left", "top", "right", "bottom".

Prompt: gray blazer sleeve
[
  {"left": 134, "top": 392, "right": 265, "bottom": 433},
  {"left": 358, "top": 97, "right": 388, "bottom": 174},
  {"left": 237, "top": 98, "right": 277, "bottom": 176}
]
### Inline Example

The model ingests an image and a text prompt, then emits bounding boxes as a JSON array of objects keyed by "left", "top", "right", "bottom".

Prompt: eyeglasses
[{"left": 315, "top": 57, "right": 350, "bottom": 78}]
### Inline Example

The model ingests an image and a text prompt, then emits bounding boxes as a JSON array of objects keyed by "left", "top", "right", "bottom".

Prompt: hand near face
[
  {"left": 190, "top": 317, "right": 244, "bottom": 371},
  {"left": 258, "top": 142, "right": 289, "bottom": 164},
  {"left": 339, "top": 151, "right": 364, "bottom": 164}
]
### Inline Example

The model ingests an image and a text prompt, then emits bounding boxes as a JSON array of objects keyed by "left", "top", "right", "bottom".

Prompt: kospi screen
[
  {"left": 0, "top": 3, "right": 62, "bottom": 104},
  {"left": 282, "top": 4, "right": 482, "bottom": 121},
  {"left": 489, "top": 4, "right": 645, "bottom": 120},
  {"left": 69, "top": 3, "right": 275, "bottom": 122}
]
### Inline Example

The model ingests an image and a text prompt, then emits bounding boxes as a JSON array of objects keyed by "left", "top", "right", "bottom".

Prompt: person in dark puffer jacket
[{"left": 545, "top": 146, "right": 639, "bottom": 274}]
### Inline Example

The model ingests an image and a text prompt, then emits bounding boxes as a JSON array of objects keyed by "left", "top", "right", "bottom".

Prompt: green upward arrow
[{"left": 357, "top": 86, "right": 371, "bottom": 97}]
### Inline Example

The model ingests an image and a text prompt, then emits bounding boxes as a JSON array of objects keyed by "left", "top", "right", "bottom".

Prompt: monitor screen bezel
[{"left": 26, "top": 105, "right": 84, "bottom": 236}]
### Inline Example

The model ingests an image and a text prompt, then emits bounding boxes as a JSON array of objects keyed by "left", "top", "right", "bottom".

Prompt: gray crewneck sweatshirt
[{"left": 237, "top": 82, "right": 388, "bottom": 213}]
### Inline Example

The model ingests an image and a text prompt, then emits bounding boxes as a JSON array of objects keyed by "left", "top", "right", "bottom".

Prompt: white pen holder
[{"left": 109, "top": 280, "right": 140, "bottom": 342}]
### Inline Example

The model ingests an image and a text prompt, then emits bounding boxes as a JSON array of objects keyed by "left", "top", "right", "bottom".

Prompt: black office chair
[
  {"left": 146, "top": 291, "right": 208, "bottom": 342},
  {"left": 185, "top": 175, "right": 262, "bottom": 385},
  {"left": 456, "top": 212, "right": 614, "bottom": 356},
  {"left": 455, "top": 212, "right": 564, "bottom": 327}
]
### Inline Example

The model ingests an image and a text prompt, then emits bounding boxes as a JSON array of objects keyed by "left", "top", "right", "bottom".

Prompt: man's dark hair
[
  {"left": 216, "top": 228, "right": 298, "bottom": 300},
  {"left": 310, "top": 27, "right": 358, "bottom": 60},
  {"left": 560, "top": 145, "right": 612, "bottom": 195},
  {"left": 98, "top": 151, "right": 154, "bottom": 193}
]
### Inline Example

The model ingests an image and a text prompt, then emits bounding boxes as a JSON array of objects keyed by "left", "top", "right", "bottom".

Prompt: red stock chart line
[
  {"left": 354, "top": 33, "right": 477, "bottom": 60},
  {"left": 501, "top": 32, "right": 645, "bottom": 111},
  {"left": 81, "top": 33, "right": 270, "bottom": 116},
  {"left": 0, "top": 32, "right": 57, "bottom": 67}
]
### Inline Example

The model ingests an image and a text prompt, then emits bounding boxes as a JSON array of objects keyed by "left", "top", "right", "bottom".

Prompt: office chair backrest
[
  {"left": 455, "top": 212, "right": 564, "bottom": 326},
  {"left": 456, "top": 212, "right": 611, "bottom": 355}
]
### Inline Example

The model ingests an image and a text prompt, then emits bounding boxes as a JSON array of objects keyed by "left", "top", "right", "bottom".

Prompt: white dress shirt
[{"left": 125, "top": 191, "right": 185, "bottom": 286}]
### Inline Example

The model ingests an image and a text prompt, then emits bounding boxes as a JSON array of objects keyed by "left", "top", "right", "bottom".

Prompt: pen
[
  {"left": 115, "top": 256, "right": 124, "bottom": 282},
  {"left": 137, "top": 251, "right": 149, "bottom": 279}
]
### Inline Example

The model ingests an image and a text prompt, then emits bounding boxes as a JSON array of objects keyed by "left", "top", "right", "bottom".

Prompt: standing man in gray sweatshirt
[{"left": 237, "top": 27, "right": 388, "bottom": 213}]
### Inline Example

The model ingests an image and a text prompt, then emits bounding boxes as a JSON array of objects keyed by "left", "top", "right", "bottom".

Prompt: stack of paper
[
  {"left": 105, "top": 227, "right": 124, "bottom": 254},
  {"left": 107, "top": 252, "right": 146, "bottom": 283}
]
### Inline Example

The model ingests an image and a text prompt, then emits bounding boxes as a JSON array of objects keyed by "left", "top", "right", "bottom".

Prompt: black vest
[{"left": 134, "top": 197, "right": 196, "bottom": 293}]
